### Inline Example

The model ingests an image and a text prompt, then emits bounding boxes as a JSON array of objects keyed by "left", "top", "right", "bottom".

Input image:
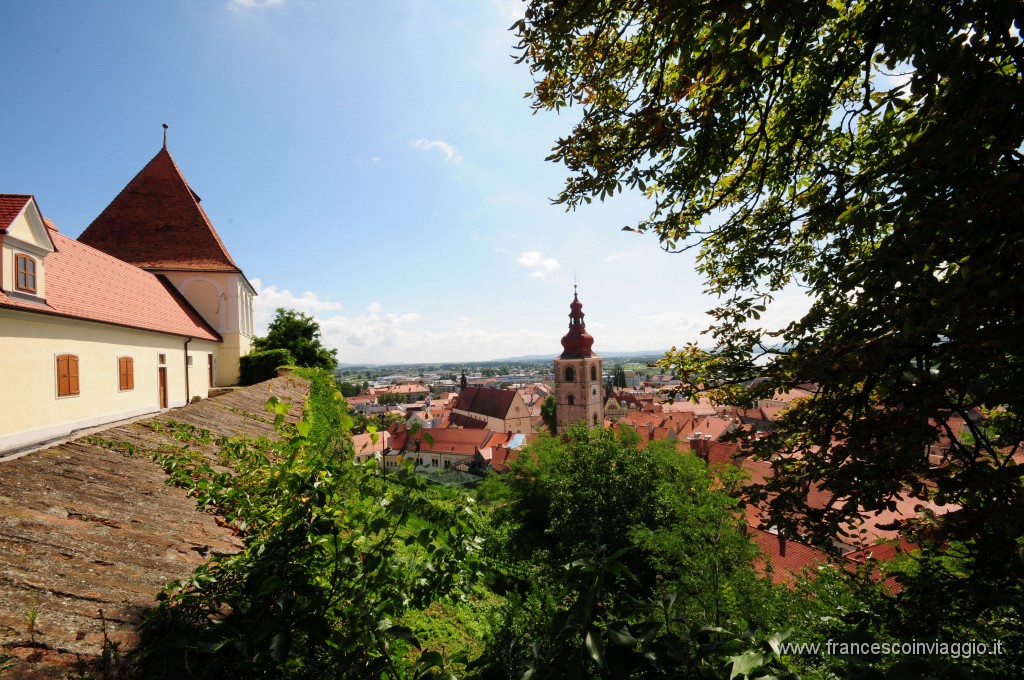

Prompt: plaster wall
[
  {"left": 0, "top": 309, "right": 217, "bottom": 454},
  {"left": 160, "top": 271, "right": 254, "bottom": 385}
]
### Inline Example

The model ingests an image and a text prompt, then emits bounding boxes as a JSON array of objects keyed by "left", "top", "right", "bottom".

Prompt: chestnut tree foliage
[{"left": 515, "top": 0, "right": 1024, "bottom": 611}]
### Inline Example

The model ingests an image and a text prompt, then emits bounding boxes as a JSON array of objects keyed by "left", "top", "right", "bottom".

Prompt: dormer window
[{"left": 15, "top": 254, "right": 36, "bottom": 293}]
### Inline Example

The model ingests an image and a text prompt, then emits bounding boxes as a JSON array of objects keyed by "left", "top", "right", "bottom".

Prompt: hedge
[{"left": 239, "top": 349, "right": 295, "bottom": 385}]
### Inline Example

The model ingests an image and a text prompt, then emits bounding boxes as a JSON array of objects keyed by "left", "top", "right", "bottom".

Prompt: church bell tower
[{"left": 554, "top": 288, "right": 604, "bottom": 433}]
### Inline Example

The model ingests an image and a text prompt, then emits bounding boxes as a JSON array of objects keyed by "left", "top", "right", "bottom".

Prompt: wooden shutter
[
  {"left": 119, "top": 356, "right": 134, "bottom": 390},
  {"left": 57, "top": 354, "right": 79, "bottom": 396}
]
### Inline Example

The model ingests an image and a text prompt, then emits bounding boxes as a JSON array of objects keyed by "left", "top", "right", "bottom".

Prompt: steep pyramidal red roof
[{"left": 78, "top": 146, "right": 241, "bottom": 272}]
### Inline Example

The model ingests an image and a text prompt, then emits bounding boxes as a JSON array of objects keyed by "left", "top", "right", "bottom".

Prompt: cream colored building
[
  {"left": 1, "top": 144, "right": 254, "bottom": 455},
  {"left": 449, "top": 386, "right": 533, "bottom": 434}
]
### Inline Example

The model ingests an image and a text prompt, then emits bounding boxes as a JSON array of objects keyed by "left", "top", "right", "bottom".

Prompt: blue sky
[{"left": 1, "top": 1, "right": 807, "bottom": 364}]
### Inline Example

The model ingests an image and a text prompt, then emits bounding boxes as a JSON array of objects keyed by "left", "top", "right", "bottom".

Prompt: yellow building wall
[
  {"left": 162, "top": 271, "right": 255, "bottom": 386},
  {"left": 0, "top": 309, "right": 218, "bottom": 454}
]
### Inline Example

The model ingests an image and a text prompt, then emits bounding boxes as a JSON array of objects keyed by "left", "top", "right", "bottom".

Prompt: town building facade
[
  {"left": 0, "top": 142, "right": 253, "bottom": 454},
  {"left": 449, "top": 386, "right": 532, "bottom": 433}
]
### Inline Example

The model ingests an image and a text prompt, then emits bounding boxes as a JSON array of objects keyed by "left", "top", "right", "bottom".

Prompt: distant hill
[
  {"left": 492, "top": 350, "right": 668, "bottom": 362},
  {"left": 337, "top": 350, "right": 669, "bottom": 370}
]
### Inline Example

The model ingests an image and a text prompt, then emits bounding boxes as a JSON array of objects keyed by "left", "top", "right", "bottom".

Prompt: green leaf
[
  {"left": 386, "top": 625, "right": 421, "bottom": 649},
  {"left": 417, "top": 649, "right": 445, "bottom": 671},
  {"left": 606, "top": 624, "right": 637, "bottom": 648},
  {"left": 585, "top": 630, "right": 606, "bottom": 670},
  {"left": 256, "top": 575, "right": 285, "bottom": 597},
  {"left": 268, "top": 630, "right": 290, "bottom": 663},
  {"left": 728, "top": 650, "right": 766, "bottom": 678}
]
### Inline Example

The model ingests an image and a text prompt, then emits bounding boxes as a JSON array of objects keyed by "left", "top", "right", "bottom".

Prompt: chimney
[{"left": 778, "top": 532, "right": 787, "bottom": 557}]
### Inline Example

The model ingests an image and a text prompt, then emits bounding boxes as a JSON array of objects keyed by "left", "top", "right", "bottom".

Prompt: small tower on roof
[
  {"left": 78, "top": 129, "right": 255, "bottom": 386},
  {"left": 553, "top": 287, "right": 604, "bottom": 433}
]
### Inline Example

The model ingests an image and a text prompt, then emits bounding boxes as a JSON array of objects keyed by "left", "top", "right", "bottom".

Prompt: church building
[
  {"left": 77, "top": 141, "right": 255, "bottom": 386},
  {"left": 553, "top": 289, "right": 604, "bottom": 433},
  {"left": 0, "top": 137, "right": 254, "bottom": 454}
]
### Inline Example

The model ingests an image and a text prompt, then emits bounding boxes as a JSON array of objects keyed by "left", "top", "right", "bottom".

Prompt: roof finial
[{"left": 162, "top": 123, "right": 169, "bottom": 149}]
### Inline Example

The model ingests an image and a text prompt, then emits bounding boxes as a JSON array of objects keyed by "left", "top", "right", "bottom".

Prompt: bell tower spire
[{"left": 553, "top": 288, "right": 604, "bottom": 433}]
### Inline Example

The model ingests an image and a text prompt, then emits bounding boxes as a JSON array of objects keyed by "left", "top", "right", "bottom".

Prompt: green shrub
[
  {"left": 239, "top": 349, "right": 294, "bottom": 385},
  {"left": 135, "top": 368, "right": 482, "bottom": 678}
]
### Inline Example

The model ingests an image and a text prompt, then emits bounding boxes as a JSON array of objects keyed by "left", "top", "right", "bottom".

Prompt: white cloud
[
  {"left": 410, "top": 138, "right": 462, "bottom": 164},
  {"left": 517, "top": 250, "right": 559, "bottom": 278},
  {"left": 251, "top": 278, "right": 344, "bottom": 333},
  {"left": 249, "top": 281, "right": 560, "bottom": 362},
  {"left": 318, "top": 302, "right": 423, "bottom": 351},
  {"left": 318, "top": 303, "right": 551, "bottom": 364}
]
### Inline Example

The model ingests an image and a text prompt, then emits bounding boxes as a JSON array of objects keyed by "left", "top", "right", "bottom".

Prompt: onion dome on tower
[{"left": 559, "top": 287, "right": 596, "bottom": 359}]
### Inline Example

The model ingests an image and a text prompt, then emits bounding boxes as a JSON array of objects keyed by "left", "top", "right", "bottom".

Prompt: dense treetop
[
  {"left": 516, "top": 0, "right": 1024, "bottom": 615},
  {"left": 254, "top": 307, "right": 338, "bottom": 371}
]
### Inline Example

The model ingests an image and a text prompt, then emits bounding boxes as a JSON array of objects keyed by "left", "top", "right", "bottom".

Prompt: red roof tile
[
  {"left": 489, "top": 446, "right": 519, "bottom": 473},
  {"left": 0, "top": 194, "right": 32, "bottom": 229},
  {"left": 448, "top": 412, "right": 488, "bottom": 429},
  {"left": 78, "top": 147, "right": 240, "bottom": 272},
  {"left": 452, "top": 386, "right": 517, "bottom": 420},
  {"left": 0, "top": 224, "right": 220, "bottom": 341},
  {"left": 390, "top": 427, "right": 496, "bottom": 456},
  {"left": 749, "top": 527, "right": 830, "bottom": 585}
]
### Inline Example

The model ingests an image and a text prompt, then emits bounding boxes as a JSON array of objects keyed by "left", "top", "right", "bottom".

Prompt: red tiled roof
[
  {"left": 452, "top": 386, "right": 517, "bottom": 420},
  {"left": 739, "top": 457, "right": 774, "bottom": 486},
  {"left": 623, "top": 411, "right": 663, "bottom": 429},
  {"left": 843, "top": 540, "right": 911, "bottom": 565},
  {"left": 0, "top": 194, "right": 32, "bottom": 229},
  {"left": 749, "top": 527, "right": 830, "bottom": 585},
  {"left": 78, "top": 147, "right": 241, "bottom": 272},
  {"left": 390, "top": 427, "right": 496, "bottom": 456},
  {"left": 380, "top": 384, "right": 429, "bottom": 395},
  {"left": 489, "top": 446, "right": 519, "bottom": 473},
  {"left": 691, "top": 415, "right": 732, "bottom": 440},
  {"left": 352, "top": 430, "right": 390, "bottom": 455},
  {"left": 0, "top": 224, "right": 220, "bottom": 341},
  {"left": 1, "top": 194, "right": 57, "bottom": 252},
  {"left": 701, "top": 441, "right": 742, "bottom": 467},
  {"left": 448, "top": 412, "right": 488, "bottom": 429}
]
